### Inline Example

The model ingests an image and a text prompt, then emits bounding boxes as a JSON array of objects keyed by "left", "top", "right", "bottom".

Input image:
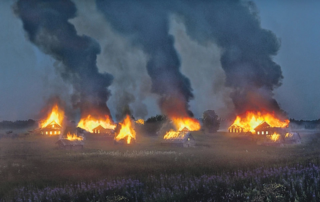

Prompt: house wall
[
  {"left": 229, "top": 126, "right": 244, "bottom": 133},
  {"left": 41, "top": 128, "right": 61, "bottom": 135}
]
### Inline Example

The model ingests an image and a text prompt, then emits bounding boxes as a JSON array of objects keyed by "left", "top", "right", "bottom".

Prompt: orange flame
[
  {"left": 115, "top": 115, "right": 136, "bottom": 144},
  {"left": 164, "top": 129, "right": 181, "bottom": 139},
  {"left": 66, "top": 132, "right": 83, "bottom": 141},
  {"left": 77, "top": 115, "right": 116, "bottom": 133},
  {"left": 163, "top": 129, "right": 189, "bottom": 140},
  {"left": 40, "top": 104, "right": 64, "bottom": 128},
  {"left": 270, "top": 132, "right": 281, "bottom": 142},
  {"left": 171, "top": 117, "right": 201, "bottom": 131},
  {"left": 135, "top": 119, "right": 145, "bottom": 125},
  {"left": 230, "top": 111, "right": 289, "bottom": 133}
]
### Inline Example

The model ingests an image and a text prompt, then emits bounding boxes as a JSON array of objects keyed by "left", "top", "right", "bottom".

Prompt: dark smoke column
[
  {"left": 174, "top": 0, "right": 284, "bottom": 116},
  {"left": 96, "top": 0, "right": 195, "bottom": 119},
  {"left": 15, "top": 0, "right": 114, "bottom": 121}
]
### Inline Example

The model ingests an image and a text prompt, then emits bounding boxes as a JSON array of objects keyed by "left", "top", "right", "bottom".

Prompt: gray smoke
[
  {"left": 14, "top": 0, "right": 114, "bottom": 120},
  {"left": 69, "top": 0, "right": 155, "bottom": 121},
  {"left": 173, "top": 0, "right": 284, "bottom": 116},
  {"left": 96, "top": 0, "right": 195, "bottom": 118},
  {"left": 96, "top": 0, "right": 285, "bottom": 118}
]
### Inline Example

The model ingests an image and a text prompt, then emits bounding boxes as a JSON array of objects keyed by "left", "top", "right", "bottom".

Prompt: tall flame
[
  {"left": 40, "top": 104, "right": 64, "bottom": 128},
  {"left": 230, "top": 111, "right": 289, "bottom": 133},
  {"left": 115, "top": 115, "right": 136, "bottom": 144},
  {"left": 66, "top": 132, "right": 83, "bottom": 141},
  {"left": 171, "top": 117, "right": 201, "bottom": 131},
  {"left": 77, "top": 115, "right": 116, "bottom": 133}
]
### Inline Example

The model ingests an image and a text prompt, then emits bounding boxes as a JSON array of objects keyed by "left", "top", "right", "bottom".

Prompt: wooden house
[
  {"left": 254, "top": 122, "right": 286, "bottom": 136},
  {"left": 161, "top": 131, "right": 195, "bottom": 148},
  {"left": 40, "top": 121, "right": 62, "bottom": 135},
  {"left": 92, "top": 125, "right": 114, "bottom": 137},
  {"left": 228, "top": 124, "right": 246, "bottom": 133}
]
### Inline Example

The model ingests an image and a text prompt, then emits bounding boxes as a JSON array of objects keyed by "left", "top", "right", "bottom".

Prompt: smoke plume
[
  {"left": 96, "top": 0, "right": 195, "bottom": 119},
  {"left": 14, "top": 0, "right": 114, "bottom": 120},
  {"left": 172, "top": 0, "right": 284, "bottom": 116},
  {"left": 96, "top": 0, "right": 284, "bottom": 118}
]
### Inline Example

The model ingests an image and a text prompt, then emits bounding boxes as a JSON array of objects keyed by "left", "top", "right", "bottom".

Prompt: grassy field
[{"left": 0, "top": 130, "right": 320, "bottom": 201}]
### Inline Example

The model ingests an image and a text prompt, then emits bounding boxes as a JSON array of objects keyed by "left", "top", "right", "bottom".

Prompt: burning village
[{"left": 0, "top": 0, "right": 319, "bottom": 201}]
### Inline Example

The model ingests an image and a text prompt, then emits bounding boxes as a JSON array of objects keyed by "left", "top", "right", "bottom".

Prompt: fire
[
  {"left": 40, "top": 104, "right": 64, "bottom": 128},
  {"left": 270, "top": 132, "right": 281, "bottom": 142},
  {"left": 164, "top": 129, "right": 180, "bottom": 139},
  {"left": 171, "top": 117, "right": 201, "bottom": 131},
  {"left": 115, "top": 115, "right": 136, "bottom": 144},
  {"left": 230, "top": 111, "right": 289, "bottom": 133},
  {"left": 135, "top": 119, "right": 145, "bottom": 125},
  {"left": 66, "top": 132, "right": 83, "bottom": 141},
  {"left": 77, "top": 115, "right": 116, "bottom": 133},
  {"left": 285, "top": 133, "right": 293, "bottom": 138}
]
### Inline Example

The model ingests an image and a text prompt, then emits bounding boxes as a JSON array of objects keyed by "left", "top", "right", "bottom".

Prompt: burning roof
[
  {"left": 77, "top": 115, "right": 116, "bottom": 133},
  {"left": 229, "top": 111, "right": 289, "bottom": 133},
  {"left": 40, "top": 104, "right": 64, "bottom": 129}
]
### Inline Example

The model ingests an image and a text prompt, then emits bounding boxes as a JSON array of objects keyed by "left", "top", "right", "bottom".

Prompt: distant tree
[
  {"left": 202, "top": 110, "right": 220, "bottom": 133},
  {"left": 0, "top": 119, "right": 36, "bottom": 129},
  {"left": 145, "top": 115, "right": 167, "bottom": 123}
]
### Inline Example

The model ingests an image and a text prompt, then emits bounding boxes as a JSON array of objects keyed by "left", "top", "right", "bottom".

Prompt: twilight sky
[{"left": 0, "top": 0, "right": 319, "bottom": 121}]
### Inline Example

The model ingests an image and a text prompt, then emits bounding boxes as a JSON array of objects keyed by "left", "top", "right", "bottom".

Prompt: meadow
[{"left": 0, "top": 130, "right": 320, "bottom": 201}]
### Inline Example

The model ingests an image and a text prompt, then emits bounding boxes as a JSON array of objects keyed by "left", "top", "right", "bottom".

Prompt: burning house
[
  {"left": 40, "top": 121, "right": 62, "bottom": 135},
  {"left": 159, "top": 115, "right": 200, "bottom": 147},
  {"left": 77, "top": 115, "right": 116, "bottom": 135},
  {"left": 162, "top": 128, "right": 195, "bottom": 147},
  {"left": 39, "top": 103, "right": 64, "bottom": 136},
  {"left": 92, "top": 125, "right": 114, "bottom": 137},
  {"left": 228, "top": 111, "right": 290, "bottom": 134},
  {"left": 228, "top": 125, "right": 246, "bottom": 133}
]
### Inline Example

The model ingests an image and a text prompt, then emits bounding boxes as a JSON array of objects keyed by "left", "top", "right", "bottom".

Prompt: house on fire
[
  {"left": 228, "top": 124, "right": 246, "bottom": 133},
  {"left": 161, "top": 131, "right": 195, "bottom": 147},
  {"left": 254, "top": 122, "right": 286, "bottom": 136},
  {"left": 40, "top": 121, "right": 62, "bottom": 135},
  {"left": 92, "top": 125, "right": 114, "bottom": 137}
]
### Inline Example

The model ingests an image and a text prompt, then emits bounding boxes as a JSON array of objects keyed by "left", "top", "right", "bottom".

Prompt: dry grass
[{"left": 0, "top": 131, "right": 319, "bottom": 199}]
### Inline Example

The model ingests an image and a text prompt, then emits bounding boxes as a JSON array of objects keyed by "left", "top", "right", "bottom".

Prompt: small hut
[
  {"left": 40, "top": 121, "right": 62, "bottom": 135},
  {"left": 162, "top": 131, "right": 195, "bottom": 147},
  {"left": 228, "top": 124, "right": 246, "bottom": 133},
  {"left": 56, "top": 139, "right": 84, "bottom": 150},
  {"left": 92, "top": 125, "right": 114, "bottom": 137}
]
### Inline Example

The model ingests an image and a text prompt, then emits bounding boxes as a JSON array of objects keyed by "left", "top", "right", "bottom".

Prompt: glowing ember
[
  {"left": 115, "top": 115, "right": 136, "bottom": 144},
  {"left": 135, "top": 119, "right": 145, "bottom": 125},
  {"left": 66, "top": 132, "right": 83, "bottom": 141},
  {"left": 230, "top": 111, "right": 289, "bottom": 133},
  {"left": 270, "top": 132, "right": 281, "bottom": 142},
  {"left": 40, "top": 104, "right": 64, "bottom": 128},
  {"left": 171, "top": 117, "right": 201, "bottom": 131},
  {"left": 77, "top": 115, "right": 116, "bottom": 133}
]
